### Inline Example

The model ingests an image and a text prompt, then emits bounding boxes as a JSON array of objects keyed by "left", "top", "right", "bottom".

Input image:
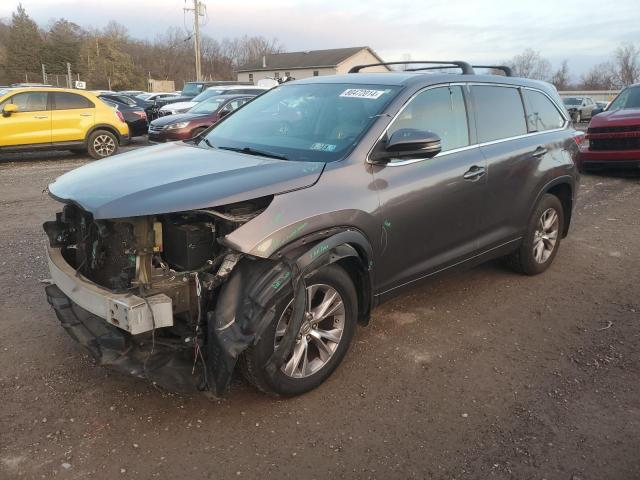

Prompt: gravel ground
[{"left": 0, "top": 144, "right": 639, "bottom": 479}]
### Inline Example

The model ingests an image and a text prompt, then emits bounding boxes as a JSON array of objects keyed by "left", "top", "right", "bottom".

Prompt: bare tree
[
  {"left": 550, "top": 60, "right": 572, "bottom": 90},
  {"left": 505, "top": 49, "right": 551, "bottom": 81},
  {"left": 579, "top": 62, "right": 616, "bottom": 90},
  {"left": 613, "top": 43, "right": 640, "bottom": 86}
]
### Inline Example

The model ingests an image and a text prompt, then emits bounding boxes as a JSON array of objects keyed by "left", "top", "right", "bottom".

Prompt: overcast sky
[{"left": 2, "top": 0, "right": 638, "bottom": 77}]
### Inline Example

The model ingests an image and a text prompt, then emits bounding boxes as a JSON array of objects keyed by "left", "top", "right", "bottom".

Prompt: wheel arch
[
  {"left": 274, "top": 228, "right": 375, "bottom": 325},
  {"left": 534, "top": 177, "right": 574, "bottom": 238},
  {"left": 85, "top": 124, "right": 123, "bottom": 146}
]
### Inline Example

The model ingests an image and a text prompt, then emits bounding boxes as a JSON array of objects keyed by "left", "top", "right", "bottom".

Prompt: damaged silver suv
[{"left": 43, "top": 61, "right": 579, "bottom": 396}]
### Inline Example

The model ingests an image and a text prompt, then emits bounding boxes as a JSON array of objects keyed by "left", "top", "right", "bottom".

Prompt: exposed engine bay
[{"left": 43, "top": 198, "right": 272, "bottom": 393}]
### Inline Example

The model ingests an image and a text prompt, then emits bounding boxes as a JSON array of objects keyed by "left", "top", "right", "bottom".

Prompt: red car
[
  {"left": 579, "top": 83, "right": 640, "bottom": 171},
  {"left": 148, "top": 94, "right": 255, "bottom": 143}
]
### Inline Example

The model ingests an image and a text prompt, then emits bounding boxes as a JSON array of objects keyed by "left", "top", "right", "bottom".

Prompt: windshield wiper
[{"left": 218, "top": 146, "right": 288, "bottom": 161}]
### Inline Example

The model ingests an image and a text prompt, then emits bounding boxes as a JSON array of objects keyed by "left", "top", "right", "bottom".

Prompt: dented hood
[{"left": 48, "top": 141, "right": 325, "bottom": 219}]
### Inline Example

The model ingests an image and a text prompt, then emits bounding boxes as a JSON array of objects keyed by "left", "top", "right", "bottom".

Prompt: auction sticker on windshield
[{"left": 340, "top": 89, "right": 386, "bottom": 99}]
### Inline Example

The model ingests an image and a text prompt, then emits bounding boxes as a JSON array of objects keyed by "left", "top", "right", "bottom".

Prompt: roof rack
[
  {"left": 471, "top": 65, "right": 513, "bottom": 77},
  {"left": 348, "top": 61, "right": 475, "bottom": 75}
]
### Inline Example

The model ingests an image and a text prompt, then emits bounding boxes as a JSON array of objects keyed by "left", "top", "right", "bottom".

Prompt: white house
[{"left": 236, "top": 46, "right": 389, "bottom": 84}]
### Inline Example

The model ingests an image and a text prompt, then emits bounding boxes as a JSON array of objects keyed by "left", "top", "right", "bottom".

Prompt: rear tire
[
  {"left": 87, "top": 130, "right": 119, "bottom": 159},
  {"left": 507, "top": 194, "right": 564, "bottom": 275},
  {"left": 240, "top": 264, "right": 358, "bottom": 396}
]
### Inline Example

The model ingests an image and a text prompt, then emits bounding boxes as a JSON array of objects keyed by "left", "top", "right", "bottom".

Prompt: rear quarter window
[
  {"left": 522, "top": 89, "right": 565, "bottom": 132},
  {"left": 472, "top": 85, "right": 527, "bottom": 143}
]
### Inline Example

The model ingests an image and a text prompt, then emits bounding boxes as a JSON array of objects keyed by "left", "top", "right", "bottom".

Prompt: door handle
[
  {"left": 80, "top": 113, "right": 92, "bottom": 117},
  {"left": 33, "top": 115, "right": 48, "bottom": 119},
  {"left": 463, "top": 165, "right": 486, "bottom": 181},
  {"left": 531, "top": 147, "right": 548, "bottom": 158}
]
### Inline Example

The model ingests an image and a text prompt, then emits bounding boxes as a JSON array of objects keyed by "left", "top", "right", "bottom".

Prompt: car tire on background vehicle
[
  {"left": 574, "top": 111, "right": 581, "bottom": 123},
  {"left": 507, "top": 193, "right": 564, "bottom": 275},
  {"left": 87, "top": 130, "right": 119, "bottom": 159},
  {"left": 240, "top": 264, "right": 358, "bottom": 396}
]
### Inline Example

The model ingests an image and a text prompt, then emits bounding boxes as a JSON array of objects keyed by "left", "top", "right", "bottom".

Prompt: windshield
[
  {"left": 202, "top": 83, "right": 400, "bottom": 162},
  {"left": 608, "top": 86, "right": 640, "bottom": 110},
  {"left": 136, "top": 93, "right": 151, "bottom": 100},
  {"left": 181, "top": 83, "right": 203, "bottom": 96},
  {"left": 563, "top": 97, "right": 582, "bottom": 106},
  {"left": 189, "top": 97, "right": 228, "bottom": 114}
]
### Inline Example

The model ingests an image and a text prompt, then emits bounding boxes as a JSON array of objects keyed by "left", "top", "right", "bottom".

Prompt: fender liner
[{"left": 207, "top": 229, "right": 373, "bottom": 395}]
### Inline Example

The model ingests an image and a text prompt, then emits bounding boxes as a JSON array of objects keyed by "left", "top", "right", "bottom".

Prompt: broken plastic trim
[{"left": 207, "top": 230, "right": 366, "bottom": 395}]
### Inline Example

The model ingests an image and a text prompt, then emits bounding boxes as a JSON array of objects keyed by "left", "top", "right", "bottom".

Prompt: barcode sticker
[{"left": 339, "top": 89, "right": 385, "bottom": 99}]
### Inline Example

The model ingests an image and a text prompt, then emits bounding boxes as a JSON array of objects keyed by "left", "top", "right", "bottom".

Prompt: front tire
[
  {"left": 240, "top": 264, "right": 358, "bottom": 396},
  {"left": 507, "top": 194, "right": 564, "bottom": 275},
  {"left": 87, "top": 130, "right": 119, "bottom": 159}
]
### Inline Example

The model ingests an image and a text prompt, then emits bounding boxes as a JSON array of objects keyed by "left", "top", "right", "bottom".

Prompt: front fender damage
[{"left": 207, "top": 231, "right": 364, "bottom": 395}]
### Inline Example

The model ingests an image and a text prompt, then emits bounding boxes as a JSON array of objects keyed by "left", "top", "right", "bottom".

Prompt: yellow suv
[{"left": 0, "top": 87, "right": 129, "bottom": 159}]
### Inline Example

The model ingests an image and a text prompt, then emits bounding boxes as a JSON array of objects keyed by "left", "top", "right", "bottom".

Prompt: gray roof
[{"left": 236, "top": 47, "right": 384, "bottom": 72}]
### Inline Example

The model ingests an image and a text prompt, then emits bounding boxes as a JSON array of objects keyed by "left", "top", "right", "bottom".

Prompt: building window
[
  {"left": 274, "top": 72, "right": 280, "bottom": 79},
  {"left": 313, "top": 70, "right": 319, "bottom": 76},
  {"left": 248, "top": 73, "right": 253, "bottom": 82}
]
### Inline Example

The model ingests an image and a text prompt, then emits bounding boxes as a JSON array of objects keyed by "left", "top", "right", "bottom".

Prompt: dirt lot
[{"left": 1, "top": 145, "right": 639, "bottom": 479}]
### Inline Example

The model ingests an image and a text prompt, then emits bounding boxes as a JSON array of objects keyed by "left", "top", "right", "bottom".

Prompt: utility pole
[
  {"left": 42, "top": 64, "right": 47, "bottom": 84},
  {"left": 184, "top": 0, "right": 205, "bottom": 81},
  {"left": 67, "top": 62, "right": 72, "bottom": 88}
]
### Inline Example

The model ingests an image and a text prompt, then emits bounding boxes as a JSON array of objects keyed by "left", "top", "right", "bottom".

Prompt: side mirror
[
  {"left": 591, "top": 107, "right": 603, "bottom": 116},
  {"left": 370, "top": 129, "right": 442, "bottom": 163},
  {"left": 2, "top": 104, "right": 18, "bottom": 117}
]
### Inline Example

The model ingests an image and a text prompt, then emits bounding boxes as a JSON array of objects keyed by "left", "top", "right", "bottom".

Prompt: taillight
[
  {"left": 116, "top": 111, "right": 126, "bottom": 123},
  {"left": 134, "top": 110, "right": 147, "bottom": 120}
]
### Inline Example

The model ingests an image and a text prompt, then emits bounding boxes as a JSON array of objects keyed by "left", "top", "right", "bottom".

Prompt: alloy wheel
[
  {"left": 274, "top": 283, "right": 346, "bottom": 379},
  {"left": 93, "top": 134, "right": 116, "bottom": 157},
  {"left": 533, "top": 207, "right": 559, "bottom": 263}
]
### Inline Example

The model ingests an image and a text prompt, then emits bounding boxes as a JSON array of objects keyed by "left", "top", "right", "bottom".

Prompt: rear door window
[
  {"left": 387, "top": 85, "right": 470, "bottom": 152},
  {"left": 53, "top": 92, "right": 94, "bottom": 110},
  {"left": 472, "top": 85, "right": 527, "bottom": 143},
  {"left": 522, "top": 89, "right": 565, "bottom": 132}
]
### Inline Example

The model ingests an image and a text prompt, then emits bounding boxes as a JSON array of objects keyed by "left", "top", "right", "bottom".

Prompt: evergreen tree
[
  {"left": 6, "top": 4, "right": 43, "bottom": 83},
  {"left": 44, "top": 19, "right": 84, "bottom": 76}
]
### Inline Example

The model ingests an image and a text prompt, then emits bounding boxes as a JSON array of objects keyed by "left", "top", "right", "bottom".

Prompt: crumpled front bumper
[
  {"left": 45, "top": 245, "right": 202, "bottom": 392},
  {"left": 45, "top": 284, "right": 202, "bottom": 392},
  {"left": 46, "top": 246, "right": 173, "bottom": 336}
]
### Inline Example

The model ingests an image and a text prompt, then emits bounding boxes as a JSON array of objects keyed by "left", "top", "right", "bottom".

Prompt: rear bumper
[{"left": 127, "top": 119, "right": 149, "bottom": 137}]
